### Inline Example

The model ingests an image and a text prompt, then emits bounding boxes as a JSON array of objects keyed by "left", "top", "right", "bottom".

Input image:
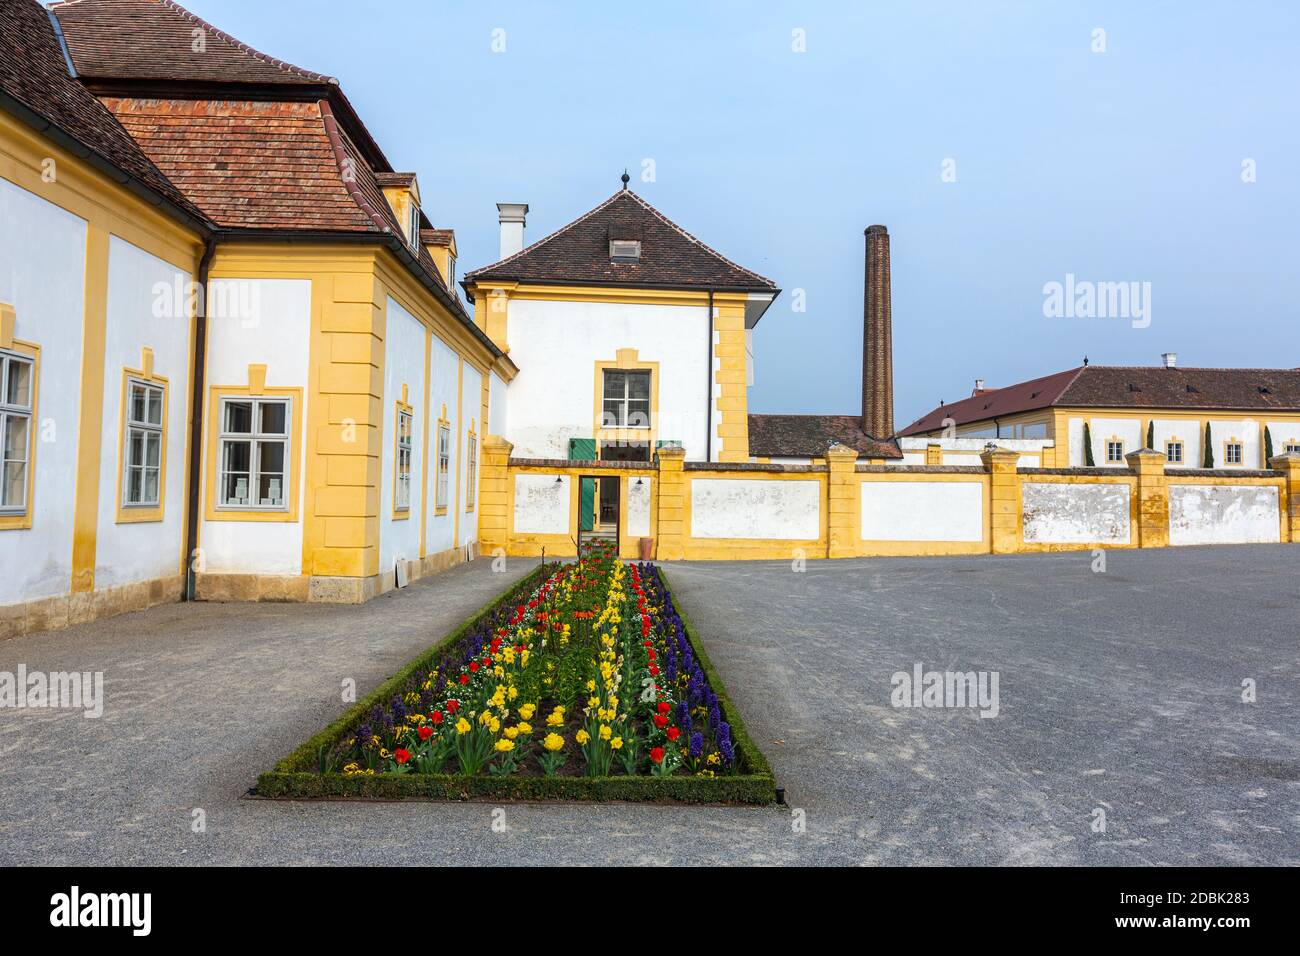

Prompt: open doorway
[{"left": 577, "top": 474, "right": 620, "bottom": 556}]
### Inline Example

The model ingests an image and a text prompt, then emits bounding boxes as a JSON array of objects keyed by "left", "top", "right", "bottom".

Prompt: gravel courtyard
[{"left": 0, "top": 547, "right": 1296, "bottom": 865}]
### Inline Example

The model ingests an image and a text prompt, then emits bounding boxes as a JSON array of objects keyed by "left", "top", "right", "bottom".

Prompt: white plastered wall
[
  {"left": 379, "top": 296, "right": 426, "bottom": 574},
  {"left": 199, "top": 278, "right": 310, "bottom": 574},
  {"left": 861, "top": 481, "right": 983, "bottom": 541},
  {"left": 503, "top": 298, "right": 709, "bottom": 460},
  {"left": 424, "top": 333, "right": 459, "bottom": 555},
  {"left": 93, "top": 237, "right": 191, "bottom": 587},
  {"left": 0, "top": 177, "right": 87, "bottom": 604},
  {"left": 460, "top": 361, "right": 482, "bottom": 546},
  {"left": 690, "top": 478, "right": 819, "bottom": 539}
]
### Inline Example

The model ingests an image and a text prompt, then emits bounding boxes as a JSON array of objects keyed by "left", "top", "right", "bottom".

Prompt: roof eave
[{"left": 0, "top": 92, "right": 211, "bottom": 238}]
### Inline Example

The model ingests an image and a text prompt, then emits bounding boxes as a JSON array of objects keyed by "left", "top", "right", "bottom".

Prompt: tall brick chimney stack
[{"left": 862, "top": 224, "right": 894, "bottom": 438}]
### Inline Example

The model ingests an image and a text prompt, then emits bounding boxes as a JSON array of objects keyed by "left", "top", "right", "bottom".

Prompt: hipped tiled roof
[
  {"left": 0, "top": 0, "right": 205, "bottom": 223},
  {"left": 51, "top": 0, "right": 331, "bottom": 85},
  {"left": 748, "top": 414, "right": 901, "bottom": 459},
  {"left": 901, "top": 365, "right": 1300, "bottom": 435},
  {"left": 465, "top": 189, "right": 778, "bottom": 292}
]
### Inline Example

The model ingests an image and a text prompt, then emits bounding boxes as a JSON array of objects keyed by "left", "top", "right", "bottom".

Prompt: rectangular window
[
  {"left": 1225, "top": 442, "right": 1243, "bottom": 465},
  {"left": 1106, "top": 440, "right": 1124, "bottom": 463},
  {"left": 0, "top": 351, "right": 34, "bottom": 513},
  {"left": 466, "top": 431, "right": 478, "bottom": 510},
  {"left": 436, "top": 421, "right": 450, "bottom": 510},
  {"left": 1285, "top": 443, "right": 1300, "bottom": 455},
  {"left": 394, "top": 406, "right": 413, "bottom": 512},
  {"left": 218, "top": 397, "right": 290, "bottom": 510},
  {"left": 123, "top": 378, "right": 164, "bottom": 507},
  {"left": 1165, "top": 440, "right": 1183, "bottom": 465},
  {"left": 602, "top": 369, "right": 651, "bottom": 429}
]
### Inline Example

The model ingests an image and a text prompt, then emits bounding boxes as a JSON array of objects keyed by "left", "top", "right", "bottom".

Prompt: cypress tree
[
  {"left": 1146, "top": 420, "right": 1155, "bottom": 449},
  {"left": 1203, "top": 422, "right": 1213, "bottom": 467},
  {"left": 1264, "top": 426, "right": 1274, "bottom": 465},
  {"left": 1083, "top": 422, "right": 1095, "bottom": 466}
]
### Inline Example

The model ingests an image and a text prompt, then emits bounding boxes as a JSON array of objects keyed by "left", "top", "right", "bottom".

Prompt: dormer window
[{"left": 609, "top": 239, "right": 641, "bottom": 263}]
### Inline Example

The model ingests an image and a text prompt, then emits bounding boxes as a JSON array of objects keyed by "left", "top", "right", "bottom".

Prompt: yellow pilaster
[
  {"left": 70, "top": 223, "right": 110, "bottom": 593},
  {"left": 1269, "top": 452, "right": 1300, "bottom": 543},
  {"left": 712, "top": 295, "right": 749, "bottom": 462},
  {"left": 1126, "top": 448, "right": 1169, "bottom": 548},
  {"left": 925, "top": 443, "right": 942, "bottom": 466},
  {"left": 981, "top": 446, "right": 1021, "bottom": 554},
  {"left": 825, "top": 443, "right": 860, "bottom": 558},
  {"left": 655, "top": 445, "right": 687, "bottom": 560},
  {"left": 478, "top": 435, "right": 513, "bottom": 555}
]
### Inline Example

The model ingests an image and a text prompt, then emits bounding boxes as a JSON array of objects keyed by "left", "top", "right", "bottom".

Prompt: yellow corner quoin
[{"left": 114, "top": 350, "right": 169, "bottom": 525}]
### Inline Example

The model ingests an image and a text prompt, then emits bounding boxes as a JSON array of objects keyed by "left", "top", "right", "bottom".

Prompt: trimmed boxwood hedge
[{"left": 256, "top": 563, "right": 776, "bottom": 804}]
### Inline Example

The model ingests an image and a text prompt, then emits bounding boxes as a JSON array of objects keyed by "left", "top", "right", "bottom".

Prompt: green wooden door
[{"left": 568, "top": 439, "right": 597, "bottom": 532}]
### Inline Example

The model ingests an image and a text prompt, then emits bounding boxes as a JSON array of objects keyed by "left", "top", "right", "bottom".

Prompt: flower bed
[{"left": 257, "top": 548, "right": 774, "bottom": 803}]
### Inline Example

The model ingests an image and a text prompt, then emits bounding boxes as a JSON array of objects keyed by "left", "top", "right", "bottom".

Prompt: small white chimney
[
  {"left": 496, "top": 202, "right": 528, "bottom": 259},
  {"left": 973, "top": 378, "right": 985, "bottom": 393},
  {"left": 1161, "top": 352, "right": 1177, "bottom": 369}
]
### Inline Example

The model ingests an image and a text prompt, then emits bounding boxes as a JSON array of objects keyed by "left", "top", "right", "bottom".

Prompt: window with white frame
[
  {"left": 436, "top": 421, "right": 450, "bottom": 510},
  {"left": 218, "top": 397, "right": 290, "bottom": 509},
  {"left": 1106, "top": 439, "right": 1124, "bottom": 463},
  {"left": 408, "top": 203, "right": 421, "bottom": 249},
  {"left": 1225, "top": 441, "right": 1243, "bottom": 465},
  {"left": 602, "top": 369, "right": 650, "bottom": 429},
  {"left": 0, "top": 350, "right": 33, "bottom": 513},
  {"left": 123, "top": 378, "right": 164, "bottom": 507},
  {"left": 466, "top": 430, "right": 477, "bottom": 510},
  {"left": 1285, "top": 442, "right": 1300, "bottom": 455},
  {"left": 1165, "top": 440, "right": 1183, "bottom": 465},
  {"left": 395, "top": 406, "right": 413, "bottom": 512}
]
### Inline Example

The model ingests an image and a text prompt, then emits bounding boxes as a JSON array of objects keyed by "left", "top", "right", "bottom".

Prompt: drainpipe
[
  {"left": 184, "top": 236, "right": 218, "bottom": 601},
  {"left": 705, "top": 290, "right": 714, "bottom": 462}
]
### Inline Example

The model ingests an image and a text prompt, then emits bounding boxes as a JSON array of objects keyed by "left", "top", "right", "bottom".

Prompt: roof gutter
[
  {"left": 0, "top": 93, "right": 211, "bottom": 238},
  {"left": 184, "top": 235, "right": 217, "bottom": 601}
]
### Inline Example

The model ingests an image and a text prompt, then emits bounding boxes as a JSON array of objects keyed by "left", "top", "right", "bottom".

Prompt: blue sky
[{"left": 185, "top": 0, "right": 1299, "bottom": 427}]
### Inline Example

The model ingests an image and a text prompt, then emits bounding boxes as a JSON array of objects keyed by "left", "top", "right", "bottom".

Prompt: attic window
[
  {"left": 609, "top": 239, "right": 641, "bottom": 263},
  {"left": 1186, "top": 384, "right": 1199, "bottom": 393},
  {"left": 407, "top": 202, "right": 421, "bottom": 250},
  {"left": 1258, "top": 385, "right": 1271, "bottom": 394},
  {"left": 1127, "top": 383, "right": 1141, "bottom": 392}
]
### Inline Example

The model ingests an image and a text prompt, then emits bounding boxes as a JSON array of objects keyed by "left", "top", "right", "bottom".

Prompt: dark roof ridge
[
  {"left": 464, "top": 188, "right": 777, "bottom": 290},
  {"left": 51, "top": 0, "right": 334, "bottom": 84}
]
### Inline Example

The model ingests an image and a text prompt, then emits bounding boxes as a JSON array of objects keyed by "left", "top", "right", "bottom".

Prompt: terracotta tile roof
[
  {"left": 0, "top": 0, "right": 205, "bottom": 225},
  {"left": 901, "top": 365, "right": 1300, "bottom": 435},
  {"left": 748, "top": 414, "right": 902, "bottom": 459},
  {"left": 99, "top": 96, "right": 378, "bottom": 231},
  {"left": 421, "top": 228, "right": 454, "bottom": 247},
  {"left": 50, "top": 0, "right": 330, "bottom": 85},
  {"left": 464, "top": 189, "right": 778, "bottom": 292},
  {"left": 900, "top": 367, "right": 1083, "bottom": 435}
]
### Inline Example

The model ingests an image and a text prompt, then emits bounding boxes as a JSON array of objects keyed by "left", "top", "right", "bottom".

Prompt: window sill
[
  {"left": 0, "top": 512, "right": 32, "bottom": 531},
  {"left": 116, "top": 505, "right": 164, "bottom": 524}
]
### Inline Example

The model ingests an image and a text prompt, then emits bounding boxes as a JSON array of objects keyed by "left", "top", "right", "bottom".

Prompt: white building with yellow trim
[{"left": 0, "top": 0, "right": 510, "bottom": 638}]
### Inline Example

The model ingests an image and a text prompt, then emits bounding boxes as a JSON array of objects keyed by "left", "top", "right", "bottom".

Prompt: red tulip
[
  {"left": 431, "top": 711, "right": 444, "bottom": 724},
  {"left": 657, "top": 701, "right": 671, "bottom": 714},
  {"left": 394, "top": 748, "right": 411, "bottom": 764},
  {"left": 666, "top": 727, "right": 680, "bottom": 742},
  {"left": 447, "top": 699, "right": 460, "bottom": 713},
  {"left": 650, "top": 747, "right": 664, "bottom": 764},
  {"left": 653, "top": 714, "right": 667, "bottom": 729},
  {"left": 418, "top": 726, "right": 433, "bottom": 741},
  {"left": 469, "top": 661, "right": 480, "bottom": 673}
]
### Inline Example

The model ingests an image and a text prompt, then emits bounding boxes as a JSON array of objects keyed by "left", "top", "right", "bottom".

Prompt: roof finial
[
  {"left": 1083, "top": 355, "right": 1089, "bottom": 366},
  {"left": 620, "top": 169, "right": 630, "bottom": 190}
]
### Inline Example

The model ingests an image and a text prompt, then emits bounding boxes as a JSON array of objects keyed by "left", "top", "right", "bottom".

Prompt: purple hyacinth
[
  {"left": 390, "top": 695, "right": 407, "bottom": 723},
  {"left": 719, "top": 734, "right": 734, "bottom": 767},
  {"left": 689, "top": 732, "right": 704, "bottom": 759}
]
